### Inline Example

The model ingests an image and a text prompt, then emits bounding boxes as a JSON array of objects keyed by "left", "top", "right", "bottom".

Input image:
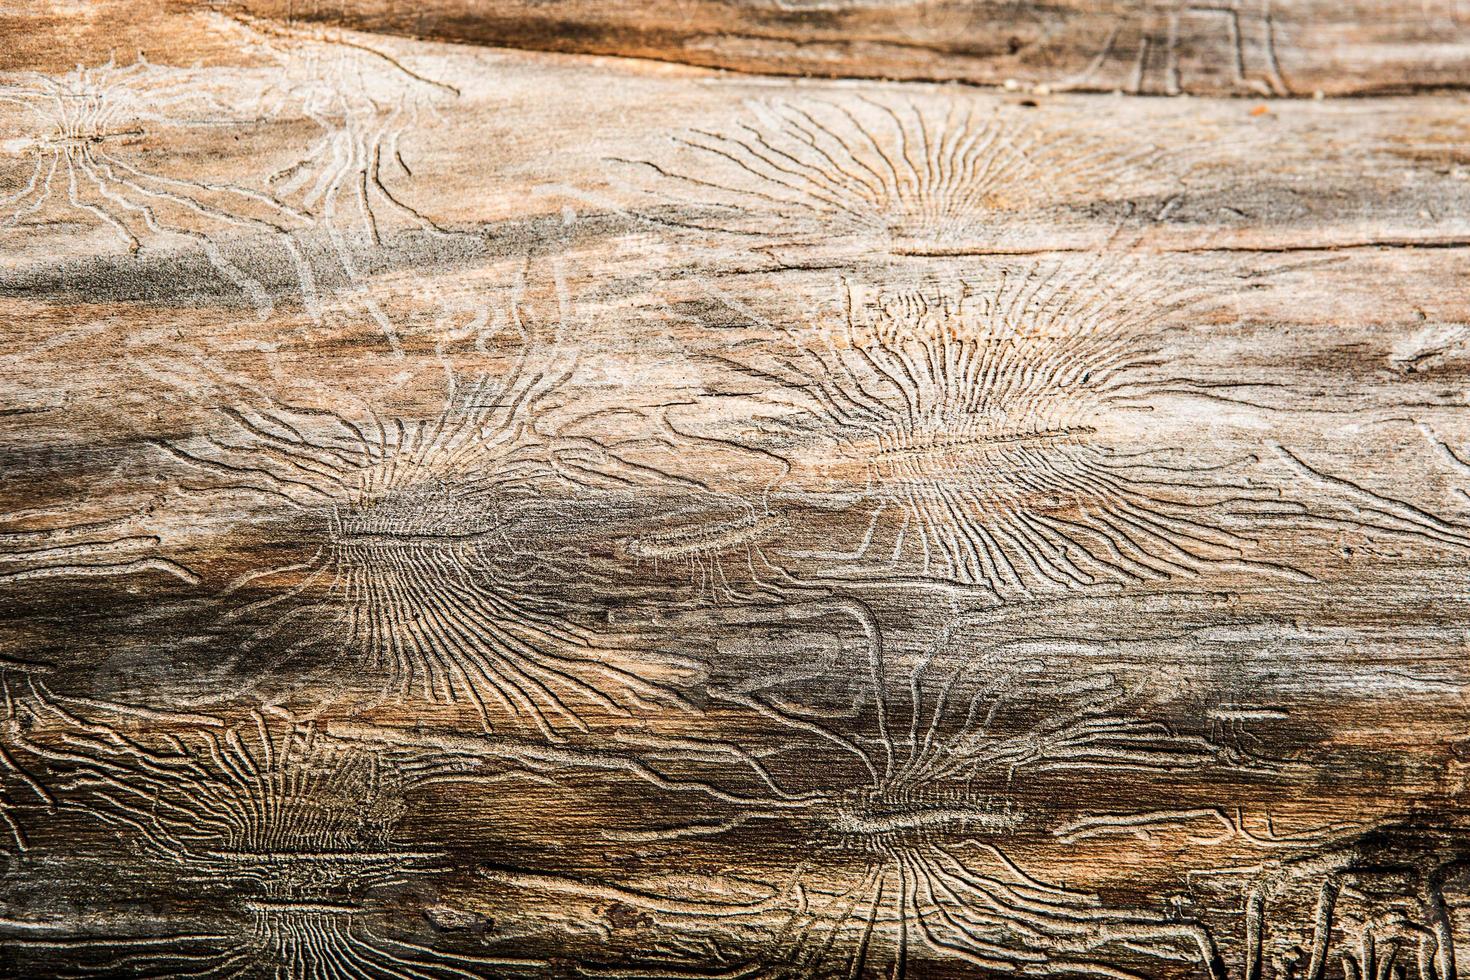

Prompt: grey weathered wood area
[{"left": 2, "top": 2, "right": 1470, "bottom": 978}]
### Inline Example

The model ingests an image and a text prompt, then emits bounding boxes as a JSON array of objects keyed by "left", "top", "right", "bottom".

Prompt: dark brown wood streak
[{"left": 3, "top": 3, "right": 1470, "bottom": 979}]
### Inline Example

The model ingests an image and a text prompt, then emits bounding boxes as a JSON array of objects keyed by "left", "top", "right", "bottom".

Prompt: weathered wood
[
  {"left": 207, "top": 0, "right": 1470, "bottom": 97},
  {"left": 2, "top": 7, "right": 1470, "bottom": 980}
]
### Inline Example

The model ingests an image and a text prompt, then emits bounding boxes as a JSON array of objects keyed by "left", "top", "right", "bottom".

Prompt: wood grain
[
  {"left": 2, "top": 5, "right": 1470, "bottom": 979},
  {"left": 209, "top": 0, "right": 1470, "bottom": 97}
]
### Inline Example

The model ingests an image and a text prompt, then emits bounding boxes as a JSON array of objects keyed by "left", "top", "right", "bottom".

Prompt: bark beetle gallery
[{"left": 1, "top": 2, "right": 1469, "bottom": 978}]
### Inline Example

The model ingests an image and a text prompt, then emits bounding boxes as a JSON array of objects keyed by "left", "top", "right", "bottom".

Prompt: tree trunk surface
[{"left": 1, "top": 3, "right": 1469, "bottom": 978}]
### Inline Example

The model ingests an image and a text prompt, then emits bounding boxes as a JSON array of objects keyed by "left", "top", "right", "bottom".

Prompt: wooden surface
[{"left": 3, "top": 3, "right": 1470, "bottom": 978}]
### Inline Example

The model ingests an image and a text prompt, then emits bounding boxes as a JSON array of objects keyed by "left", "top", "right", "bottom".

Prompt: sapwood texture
[{"left": 2, "top": 4, "right": 1469, "bottom": 978}]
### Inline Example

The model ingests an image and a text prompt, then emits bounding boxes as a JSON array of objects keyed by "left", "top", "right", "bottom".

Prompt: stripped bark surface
[{"left": 2, "top": 4, "right": 1470, "bottom": 979}]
